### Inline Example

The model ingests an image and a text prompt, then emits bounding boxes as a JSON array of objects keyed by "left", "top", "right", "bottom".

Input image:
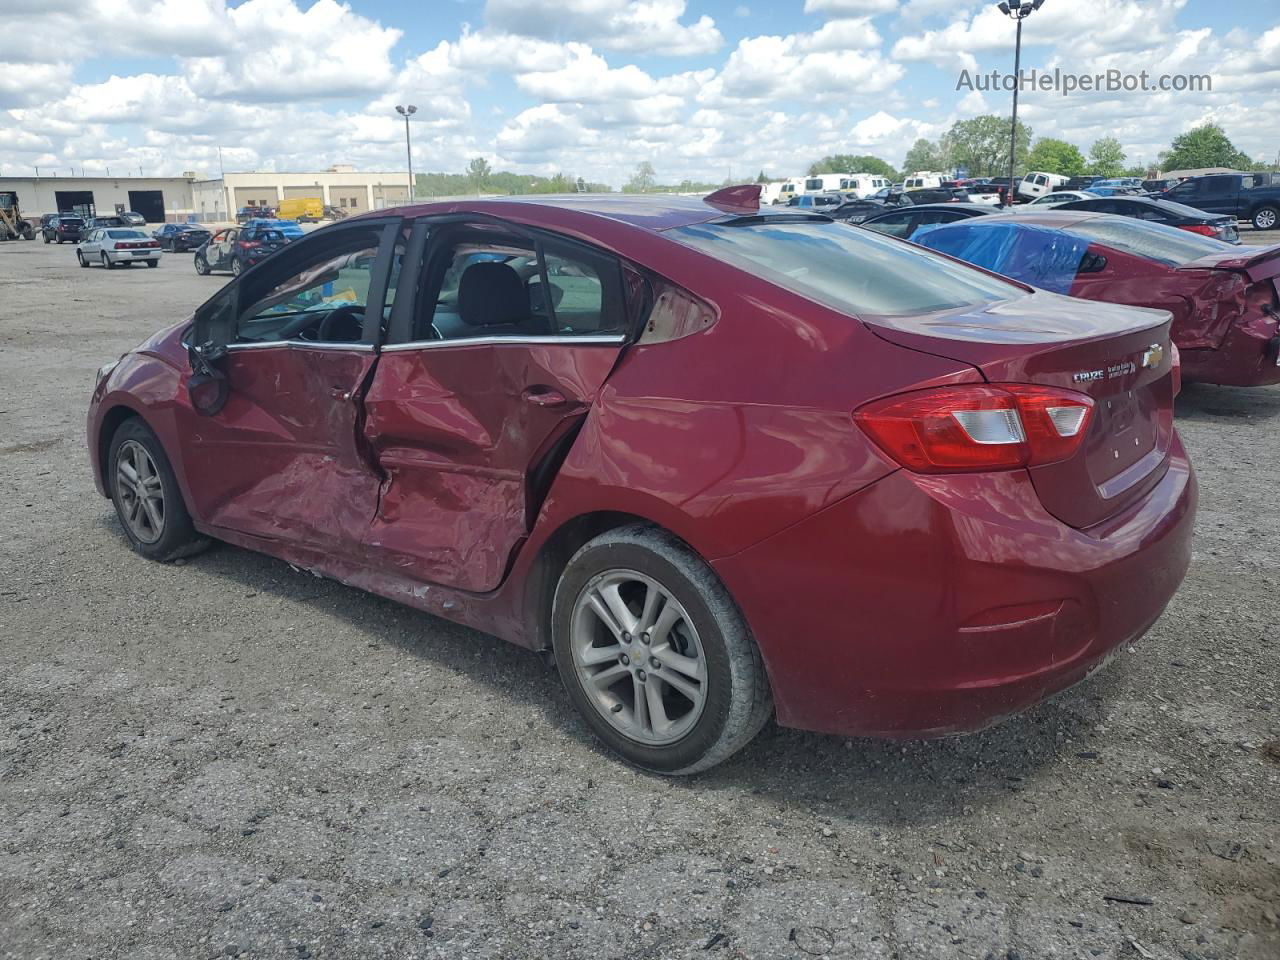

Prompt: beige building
[{"left": 192, "top": 165, "right": 412, "bottom": 221}]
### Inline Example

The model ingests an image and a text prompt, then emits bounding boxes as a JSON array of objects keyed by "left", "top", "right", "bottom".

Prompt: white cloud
[
  {"left": 704, "top": 33, "right": 903, "bottom": 103},
  {"left": 484, "top": 0, "right": 722, "bottom": 56},
  {"left": 802, "top": 0, "right": 898, "bottom": 14}
]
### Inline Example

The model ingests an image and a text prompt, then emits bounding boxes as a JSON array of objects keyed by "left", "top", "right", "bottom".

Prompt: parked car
[
  {"left": 901, "top": 187, "right": 974, "bottom": 205},
  {"left": 1160, "top": 173, "right": 1280, "bottom": 230},
  {"left": 323, "top": 205, "right": 349, "bottom": 220},
  {"left": 902, "top": 173, "right": 945, "bottom": 191},
  {"left": 962, "top": 183, "right": 1007, "bottom": 207},
  {"left": 1015, "top": 190, "right": 1100, "bottom": 210},
  {"left": 828, "top": 198, "right": 886, "bottom": 223},
  {"left": 912, "top": 211, "right": 1280, "bottom": 386},
  {"left": 1017, "top": 171, "right": 1071, "bottom": 201},
  {"left": 1142, "top": 178, "right": 1180, "bottom": 194},
  {"left": 122, "top": 211, "right": 146, "bottom": 226},
  {"left": 40, "top": 213, "right": 83, "bottom": 243},
  {"left": 1052, "top": 195, "right": 1239, "bottom": 243},
  {"left": 76, "top": 226, "right": 162, "bottom": 269},
  {"left": 786, "top": 192, "right": 845, "bottom": 210},
  {"left": 194, "top": 220, "right": 301, "bottom": 276},
  {"left": 236, "top": 206, "right": 275, "bottom": 223},
  {"left": 152, "top": 223, "right": 213, "bottom": 251},
  {"left": 1065, "top": 175, "right": 1105, "bottom": 191},
  {"left": 1086, "top": 185, "right": 1145, "bottom": 198},
  {"left": 859, "top": 202, "right": 996, "bottom": 239},
  {"left": 87, "top": 189, "right": 1196, "bottom": 773},
  {"left": 87, "top": 215, "right": 128, "bottom": 228}
]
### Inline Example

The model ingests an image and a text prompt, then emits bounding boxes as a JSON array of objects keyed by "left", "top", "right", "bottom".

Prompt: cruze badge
[
  {"left": 1073, "top": 346, "right": 1160, "bottom": 383},
  {"left": 1141, "top": 343, "right": 1164, "bottom": 370}
]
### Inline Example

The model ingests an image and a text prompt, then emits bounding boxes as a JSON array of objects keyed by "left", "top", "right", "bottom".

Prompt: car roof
[
  {"left": 351, "top": 193, "right": 733, "bottom": 234},
  {"left": 900, "top": 202, "right": 997, "bottom": 213},
  {"left": 979, "top": 209, "right": 1103, "bottom": 228}
]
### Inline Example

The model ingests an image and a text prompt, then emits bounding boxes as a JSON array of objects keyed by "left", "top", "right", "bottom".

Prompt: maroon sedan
[
  {"left": 916, "top": 211, "right": 1280, "bottom": 387},
  {"left": 87, "top": 188, "right": 1196, "bottom": 773}
]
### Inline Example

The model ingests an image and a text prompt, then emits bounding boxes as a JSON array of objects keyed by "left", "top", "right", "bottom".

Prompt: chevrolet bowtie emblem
[{"left": 1141, "top": 343, "right": 1164, "bottom": 370}]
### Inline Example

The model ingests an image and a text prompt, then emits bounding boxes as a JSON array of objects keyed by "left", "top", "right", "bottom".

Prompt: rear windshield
[
  {"left": 667, "top": 220, "right": 1027, "bottom": 317},
  {"left": 106, "top": 229, "right": 147, "bottom": 239},
  {"left": 1062, "top": 217, "right": 1226, "bottom": 267},
  {"left": 59, "top": 217, "right": 83, "bottom": 225}
]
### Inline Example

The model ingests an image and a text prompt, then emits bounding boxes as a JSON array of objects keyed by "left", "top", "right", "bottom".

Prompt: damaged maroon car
[
  {"left": 913, "top": 211, "right": 1280, "bottom": 387},
  {"left": 87, "top": 188, "right": 1196, "bottom": 773}
]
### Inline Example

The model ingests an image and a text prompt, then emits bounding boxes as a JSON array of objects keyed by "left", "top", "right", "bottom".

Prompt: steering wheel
[{"left": 316, "top": 304, "right": 365, "bottom": 342}]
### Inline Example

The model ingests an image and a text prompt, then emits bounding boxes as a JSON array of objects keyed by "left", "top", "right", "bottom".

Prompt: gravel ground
[{"left": 1, "top": 233, "right": 1277, "bottom": 960}]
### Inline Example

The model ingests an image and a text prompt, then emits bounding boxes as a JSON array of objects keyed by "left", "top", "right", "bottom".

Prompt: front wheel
[
  {"left": 76, "top": 250, "right": 88, "bottom": 268},
  {"left": 194, "top": 253, "right": 210, "bottom": 275},
  {"left": 552, "top": 525, "right": 772, "bottom": 775},
  {"left": 107, "top": 418, "right": 209, "bottom": 562},
  {"left": 1252, "top": 206, "right": 1278, "bottom": 231}
]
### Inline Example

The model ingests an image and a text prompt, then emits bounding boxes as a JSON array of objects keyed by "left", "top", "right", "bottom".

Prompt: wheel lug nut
[
  {"left": 620, "top": 654, "right": 630, "bottom": 665},
  {"left": 637, "top": 670, "right": 647, "bottom": 682},
  {"left": 641, "top": 632, "right": 650, "bottom": 644},
  {"left": 650, "top": 657, "right": 660, "bottom": 669},
  {"left": 622, "top": 632, "right": 632, "bottom": 643}
]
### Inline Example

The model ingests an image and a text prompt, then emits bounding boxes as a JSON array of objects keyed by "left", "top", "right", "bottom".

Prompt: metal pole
[
  {"left": 403, "top": 114, "right": 414, "bottom": 200},
  {"left": 1007, "top": 16, "right": 1022, "bottom": 197}
]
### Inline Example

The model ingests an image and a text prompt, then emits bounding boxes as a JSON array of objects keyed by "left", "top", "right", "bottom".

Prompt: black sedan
[
  {"left": 1051, "top": 194, "right": 1239, "bottom": 243},
  {"left": 152, "top": 223, "right": 213, "bottom": 251},
  {"left": 857, "top": 202, "right": 997, "bottom": 240},
  {"left": 828, "top": 199, "right": 886, "bottom": 223}
]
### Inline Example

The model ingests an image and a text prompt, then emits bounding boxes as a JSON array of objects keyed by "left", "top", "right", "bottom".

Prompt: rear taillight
[
  {"left": 854, "top": 384, "right": 1094, "bottom": 473},
  {"left": 1170, "top": 342, "right": 1182, "bottom": 398},
  {"left": 1178, "top": 224, "right": 1217, "bottom": 237}
]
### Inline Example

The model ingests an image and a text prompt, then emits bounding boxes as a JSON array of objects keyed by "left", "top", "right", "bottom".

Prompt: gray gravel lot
[{"left": 1, "top": 231, "right": 1278, "bottom": 960}]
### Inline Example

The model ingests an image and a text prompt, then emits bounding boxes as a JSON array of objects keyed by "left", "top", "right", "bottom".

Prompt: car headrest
[{"left": 458, "top": 261, "right": 529, "bottom": 327}]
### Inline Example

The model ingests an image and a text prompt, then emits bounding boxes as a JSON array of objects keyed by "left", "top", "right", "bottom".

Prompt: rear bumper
[
  {"left": 104, "top": 249, "right": 162, "bottom": 264},
  {"left": 1182, "top": 313, "right": 1280, "bottom": 386},
  {"left": 713, "top": 435, "right": 1197, "bottom": 738}
]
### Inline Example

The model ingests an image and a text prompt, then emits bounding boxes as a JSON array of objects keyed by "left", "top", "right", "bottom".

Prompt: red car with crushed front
[{"left": 87, "top": 188, "right": 1196, "bottom": 773}]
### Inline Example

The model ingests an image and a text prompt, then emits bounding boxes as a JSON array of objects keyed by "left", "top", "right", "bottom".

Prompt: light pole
[
  {"left": 395, "top": 104, "right": 417, "bottom": 201},
  {"left": 997, "top": 0, "right": 1045, "bottom": 198}
]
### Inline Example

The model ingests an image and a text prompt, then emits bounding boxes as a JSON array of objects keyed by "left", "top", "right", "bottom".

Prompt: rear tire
[
  {"left": 43, "top": 234, "right": 50, "bottom": 244},
  {"left": 100, "top": 252, "right": 113, "bottom": 269},
  {"left": 146, "top": 260, "right": 158, "bottom": 268},
  {"left": 231, "top": 257, "right": 243, "bottom": 276},
  {"left": 194, "top": 254, "right": 210, "bottom": 276},
  {"left": 551, "top": 524, "right": 772, "bottom": 775},
  {"left": 107, "top": 418, "right": 209, "bottom": 562},
  {"left": 1252, "top": 206, "right": 1278, "bottom": 231}
]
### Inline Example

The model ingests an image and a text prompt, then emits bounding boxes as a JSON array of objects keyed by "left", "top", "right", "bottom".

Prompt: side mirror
[{"left": 187, "top": 341, "right": 229, "bottom": 416}]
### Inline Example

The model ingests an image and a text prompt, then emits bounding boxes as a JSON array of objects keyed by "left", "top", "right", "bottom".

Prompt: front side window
[
  {"left": 669, "top": 220, "right": 1025, "bottom": 317},
  {"left": 236, "top": 226, "right": 391, "bottom": 344}
]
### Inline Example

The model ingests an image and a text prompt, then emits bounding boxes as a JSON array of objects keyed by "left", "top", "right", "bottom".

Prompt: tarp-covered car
[{"left": 914, "top": 212, "right": 1280, "bottom": 387}]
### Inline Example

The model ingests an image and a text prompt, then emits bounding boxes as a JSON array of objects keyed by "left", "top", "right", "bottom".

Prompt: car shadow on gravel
[
  {"left": 1176, "top": 382, "right": 1280, "bottom": 421},
  {"left": 95, "top": 512, "right": 1131, "bottom": 824}
]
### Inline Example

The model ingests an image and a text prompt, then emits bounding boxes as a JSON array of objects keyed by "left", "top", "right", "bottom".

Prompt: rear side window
[
  {"left": 667, "top": 220, "right": 1025, "bottom": 318},
  {"left": 1063, "top": 217, "right": 1225, "bottom": 267}
]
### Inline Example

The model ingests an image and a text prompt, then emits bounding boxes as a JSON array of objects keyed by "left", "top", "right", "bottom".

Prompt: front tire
[
  {"left": 1252, "top": 206, "right": 1278, "bottom": 231},
  {"left": 194, "top": 253, "right": 210, "bottom": 275},
  {"left": 77, "top": 250, "right": 87, "bottom": 268},
  {"left": 107, "top": 418, "right": 208, "bottom": 562},
  {"left": 551, "top": 525, "right": 772, "bottom": 775}
]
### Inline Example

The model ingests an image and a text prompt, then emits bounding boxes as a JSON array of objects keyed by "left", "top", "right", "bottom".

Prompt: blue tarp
[{"left": 913, "top": 221, "right": 1090, "bottom": 295}]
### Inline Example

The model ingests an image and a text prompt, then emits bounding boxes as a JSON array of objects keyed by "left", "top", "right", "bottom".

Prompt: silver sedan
[{"left": 76, "top": 226, "right": 163, "bottom": 269}]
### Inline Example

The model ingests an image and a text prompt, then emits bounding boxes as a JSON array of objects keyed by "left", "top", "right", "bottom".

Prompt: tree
[
  {"left": 624, "top": 161, "right": 656, "bottom": 193},
  {"left": 1025, "top": 138, "right": 1087, "bottom": 176},
  {"left": 944, "top": 115, "right": 1031, "bottom": 178},
  {"left": 807, "top": 154, "right": 897, "bottom": 179},
  {"left": 1162, "top": 123, "right": 1253, "bottom": 172},
  {"left": 1087, "top": 136, "right": 1126, "bottom": 178},
  {"left": 902, "top": 138, "right": 944, "bottom": 174},
  {"left": 756, "top": 169, "right": 769, "bottom": 183},
  {"left": 466, "top": 157, "right": 491, "bottom": 189}
]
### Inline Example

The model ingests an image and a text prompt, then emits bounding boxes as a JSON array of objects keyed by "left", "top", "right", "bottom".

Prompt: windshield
[
  {"left": 667, "top": 220, "right": 1027, "bottom": 318},
  {"left": 1062, "top": 217, "right": 1228, "bottom": 266}
]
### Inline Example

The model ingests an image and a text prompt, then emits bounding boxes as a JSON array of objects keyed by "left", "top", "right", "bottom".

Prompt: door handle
[{"left": 521, "top": 386, "right": 569, "bottom": 408}]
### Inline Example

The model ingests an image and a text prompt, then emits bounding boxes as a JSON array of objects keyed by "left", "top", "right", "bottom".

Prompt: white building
[
  {"left": 192, "top": 165, "right": 412, "bottom": 222},
  {"left": 0, "top": 175, "right": 195, "bottom": 223}
]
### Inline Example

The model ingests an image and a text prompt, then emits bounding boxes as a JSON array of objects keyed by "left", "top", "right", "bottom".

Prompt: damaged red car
[
  {"left": 87, "top": 189, "right": 1196, "bottom": 773},
  {"left": 913, "top": 211, "right": 1280, "bottom": 387}
]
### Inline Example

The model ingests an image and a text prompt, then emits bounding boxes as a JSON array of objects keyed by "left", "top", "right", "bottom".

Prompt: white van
[
  {"left": 1017, "top": 171, "right": 1070, "bottom": 201},
  {"left": 844, "top": 174, "right": 893, "bottom": 199},
  {"left": 803, "top": 173, "right": 854, "bottom": 194},
  {"left": 903, "top": 173, "right": 945, "bottom": 191},
  {"left": 772, "top": 178, "right": 803, "bottom": 205}
]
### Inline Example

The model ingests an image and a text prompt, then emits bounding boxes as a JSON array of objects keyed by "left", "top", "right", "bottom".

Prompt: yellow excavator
[{"left": 0, "top": 192, "right": 35, "bottom": 241}]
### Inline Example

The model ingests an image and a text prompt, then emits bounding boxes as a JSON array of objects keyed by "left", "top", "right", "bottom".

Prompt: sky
[{"left": 3, "top": 0, "right": 1278, "bottom": 187}]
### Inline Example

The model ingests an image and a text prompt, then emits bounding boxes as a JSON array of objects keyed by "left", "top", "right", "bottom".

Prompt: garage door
[
  {"left": 283, "top": 186, "right": 323, "bottom": 199},
  {"left": 55, "top": 190, "right": 95, "bottom": 218},
  {"left": 332, "top": 187, "right": 367, "bottom": 214},
  {"left": 127, "top": 190, "right": 165, "bottom": 224}
]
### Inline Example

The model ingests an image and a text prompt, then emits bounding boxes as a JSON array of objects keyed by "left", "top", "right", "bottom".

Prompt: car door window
[
  {"left": 419, "top": 231, "right": 626, "bottom": 342},
  {"left": 862, "top": 213, "right": 915, "bottom": 238},
  {"left": 235, "top": 225, "right": 396, "bottom": 345}
]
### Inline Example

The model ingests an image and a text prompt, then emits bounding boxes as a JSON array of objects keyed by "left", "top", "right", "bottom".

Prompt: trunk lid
[{"left": 863, "top": 290, "right": 1175, "bottom": 529}]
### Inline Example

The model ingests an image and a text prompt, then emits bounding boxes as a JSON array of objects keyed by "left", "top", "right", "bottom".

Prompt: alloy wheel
[
  {"left": 1257, "top": 209, "right": 1277, "bottom": 230},
  {"left": 115, "top": 440, "right": 165, "bottom": 543},
  {"left": 569, "top": 569, "right": 708, "bottom": 745}
]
